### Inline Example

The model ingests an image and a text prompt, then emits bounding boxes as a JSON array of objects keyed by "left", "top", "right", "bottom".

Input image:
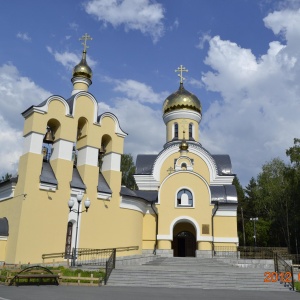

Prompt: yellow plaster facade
[{"left": 0, "top": 50, "right": 238, "bottom": 264}]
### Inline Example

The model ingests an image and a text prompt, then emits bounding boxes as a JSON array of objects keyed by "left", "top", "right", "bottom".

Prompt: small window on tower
[
  {"left": 174, "top": 123, "right": 178, "bottom": 139},
  {"left": 189, "top": 123, "right": 193, "bottom": 140}
]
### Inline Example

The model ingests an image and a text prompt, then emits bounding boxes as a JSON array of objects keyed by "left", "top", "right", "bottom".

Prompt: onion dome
[
  {"left": 179, "top": 131, "right": 189, "bottom": 151},
  {"left": 163, "top": 83, "right": 201, "bottom": 114},
  {"left": 72, "top": 50, "right": 92, "bottom": 80}
]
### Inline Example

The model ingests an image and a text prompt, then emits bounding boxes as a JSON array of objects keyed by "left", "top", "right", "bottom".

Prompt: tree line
[{"left": 234, "top": 138, "right": 300, "bottom": 253}]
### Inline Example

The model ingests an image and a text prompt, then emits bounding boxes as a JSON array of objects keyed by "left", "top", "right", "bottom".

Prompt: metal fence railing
[
  {"left": 274, "top": 252, "right": 294, "bottom": 291},
  {"left": 213, "top": 246, "right": 288, "bottom": 259}
]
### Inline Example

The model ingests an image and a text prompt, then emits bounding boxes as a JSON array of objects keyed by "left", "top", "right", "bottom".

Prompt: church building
[{"left": 0, "top": 35, "right": 238, "bottom": 264}]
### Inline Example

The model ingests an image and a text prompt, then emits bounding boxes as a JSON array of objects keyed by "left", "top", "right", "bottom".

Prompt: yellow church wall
[
  {"left": 198, "top": 242, "right": 212, "bottom": 251},
  {"left": 99, "top": 117, "right": 124, "bottom": 154},
  {"left": 0, "top": 240, "right": 6, "bottom": 261},
  {"left": 80, "top": 200, "right": 143, "bottom": 253},
  {"left": 157, "top": 172, "right": 213, "bottom": 237},
  {"left": 73, "top": 82, "right": 88, "bottom": 92},
  {"left": 158, "top": 240, "right": 172, "bottom": 249},
  {"left": 214, "top": 216, "right": 238, "bottom": 238},
  {"left": 23, "top": 100, "right": 75, "bottom": 141},
  {"left": 142, "top": 213, "right": 156, "bottom": 249}
]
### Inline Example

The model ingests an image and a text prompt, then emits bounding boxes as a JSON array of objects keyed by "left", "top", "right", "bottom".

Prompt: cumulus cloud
[
  {"left": 0, "top": 64, "right": 51, "bottom": 176},
  {"left": 98, "top": 77, "right": 167, "bottom": 157},
  {"left": 16, "top": 32, "right": 31, "bottom": 41},
  {"left": 84, "top": 0, "right": 165, "bottom": 43},
  {"left": 200, "top": 8, "right": 300, "bottom": 185},
  {"left": 47, "top": 47, "right": 97, "bottom": 70},
  {"left": 104, "top": 77, "right": 169, "bottom": 104}
]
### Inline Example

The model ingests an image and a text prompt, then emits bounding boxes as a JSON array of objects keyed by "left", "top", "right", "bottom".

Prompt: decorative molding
[
  {"left": 98, "top": 112, "right": 127, "bottom": 138},
  {"left": 22, "top": 95, "right": 70, "bottom": 118},
  {"left": 39, "top": 183, "right": 57, "bottom": 192},
  {"left": 97, "top": 192, "right": 112, "bottom": 200},
  {"left": 120, "top": 196, "right": 148, "bottom": 213},
  {"left": 0, "top": 182, "right": 16, "bottom": 202},
  {"left": 163, "top": 110, "right": 201, "bottom": 125},
  {"left": 0, "top": 236, "right": 8, "bottom": 241},
  {"left": 133, "top": 174, "right": 160, "bottom": 191}
]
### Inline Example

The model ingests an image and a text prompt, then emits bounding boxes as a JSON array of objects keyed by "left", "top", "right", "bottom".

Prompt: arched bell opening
[
  {"left": 42, "top": 119, "right": 60, "bottom": 162},
  {"left": 172, "top": 222, "right": 196, "bottom": 257},
  {"left": 99, "top": 134, "right": 112, "bottom": 170}
]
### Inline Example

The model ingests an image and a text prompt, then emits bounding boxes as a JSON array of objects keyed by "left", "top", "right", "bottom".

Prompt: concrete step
[{"left": 107, "top": 256, "right": 292, "bottom": 291}]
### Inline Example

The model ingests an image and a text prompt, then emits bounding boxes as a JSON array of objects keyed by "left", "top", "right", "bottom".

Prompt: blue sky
[{"left": 1, "top": 0, "right": 300, "bottom": 186}]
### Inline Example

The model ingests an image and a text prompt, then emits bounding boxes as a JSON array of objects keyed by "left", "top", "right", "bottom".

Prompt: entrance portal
[
  {"left": 173, "top": 231, "right": 196, "bottom": 257},
  {"left": 172, "top": 222, "right": 196, "bottom": 257}
]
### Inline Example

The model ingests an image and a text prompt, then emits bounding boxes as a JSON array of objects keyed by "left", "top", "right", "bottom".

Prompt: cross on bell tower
[
  {"left": 175, "top": 65, "right": 188, "bottom": 84},
  {"left": 79, "top": 33, "right": 93, "bottom": 53}
]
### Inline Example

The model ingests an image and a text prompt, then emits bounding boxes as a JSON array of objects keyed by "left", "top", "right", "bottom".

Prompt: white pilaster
[
  {"left": 102, "top": 153, "right": 121, "bottom": 171},
  {"left": 23, "top": 132, "right": 44, "bottom": 155},
  {"left": 77, "top": 146, "right": 98, "bottom": 167},
  {"left": 50, "top": 139, "right": 73, "bottom": 161}
]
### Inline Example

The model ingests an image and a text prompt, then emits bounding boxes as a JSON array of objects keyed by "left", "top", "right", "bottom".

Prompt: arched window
[
  {"left": 189, "top": 123, "right": 193, "bottom": 140},
  {"left": 181, "top": 163, "right": 187, "bottom": 170},
  {"left": 177, "top": 189, "right": 193, "bottom": 207},
  {"left": 174, "top": 123, "right": 178, "bottom": 139}
]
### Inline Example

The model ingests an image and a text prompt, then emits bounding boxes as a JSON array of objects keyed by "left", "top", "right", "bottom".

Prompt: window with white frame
[
  {"left": 189, "top": 123, "right": 193, "bottom": 139},
  {"left": 174, "top": 123, "right": 178, "bottom": 139},
  {"left": 177, "top": 189, "right": 193, "bottom": 207}
]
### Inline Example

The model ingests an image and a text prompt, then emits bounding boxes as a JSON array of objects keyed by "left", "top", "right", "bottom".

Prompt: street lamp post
[
  {"left": 68, "top": 193, "right": 91, "bottom": 267},
  {"left": 250, "top": 217, "right": 259, "bottom": 247}
]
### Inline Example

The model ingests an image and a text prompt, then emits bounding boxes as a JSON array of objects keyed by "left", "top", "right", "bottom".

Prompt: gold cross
[
  {"left": 167, "top": 167, "right": 174, "bottom": 175},
  {"left": 175, "top": 65, "right": 188, "bottom": 84},
  {"left": 79, "top": 33, "right": 93, "bottom": 52}
]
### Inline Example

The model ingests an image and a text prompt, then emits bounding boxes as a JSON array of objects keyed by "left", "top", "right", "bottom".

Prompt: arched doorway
[{"left": 172, "top": 222, "right": 196, "bottom": 257}]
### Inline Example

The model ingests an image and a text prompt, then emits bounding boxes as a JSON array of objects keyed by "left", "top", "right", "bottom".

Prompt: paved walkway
[{"left": 0, "top": 286, "right": 299, "bottom": 300}]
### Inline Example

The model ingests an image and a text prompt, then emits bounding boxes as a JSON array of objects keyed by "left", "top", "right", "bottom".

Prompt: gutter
[
  {"left": 150, "top": 201, "right": 158, "bottom": 255},
  {"left": 211, "top": 202, "right": 219, "bottom": 257}
]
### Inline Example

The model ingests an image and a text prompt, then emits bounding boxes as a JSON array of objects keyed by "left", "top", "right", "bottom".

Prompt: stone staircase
[{"left": 107, "top": 256, "right": 293, "bottom": 291}]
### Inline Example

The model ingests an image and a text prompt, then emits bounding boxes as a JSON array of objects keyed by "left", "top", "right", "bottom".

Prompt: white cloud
[
  {"left": 200, "top": 8, "right": 300, "bottom": 185},
  {"left": 47, "top": 47, "right": 97, "bottom": 70},
  {"left": 84, "top": 0, "right": 165, "bottom": 43},
  {"left": 69, "top": 22, "right": 79, "bottom": 31},
  {"left": 196, "top": 33, "right": 211, "bottom": 49},
  {"left": 98, "top": 77, "right": 166, "bottom": 157},
  {"left": 99, "top": 98, "right": 165, "bottom": 157},
  {"left": 111, "top": 78, "right": 168, "bottom": 104},
  {"left": 0, "top": 63, "right": 51, "bottom": 177},
  {"left": 16, "top": 32, "right": 31, "bottom": 41}
]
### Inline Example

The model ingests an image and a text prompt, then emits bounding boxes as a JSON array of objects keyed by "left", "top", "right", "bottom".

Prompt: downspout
[
  {"left": 211, "top": 202, "right": 219, "bottom": 257},
  {"left": 150, "top": 201, "right": 158, "bottom": 255}
]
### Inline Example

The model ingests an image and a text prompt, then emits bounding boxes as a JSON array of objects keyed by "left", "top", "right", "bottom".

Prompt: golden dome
[
  {"left": 72, "top": 51, "right": 92, "bottom": 80},
  {"left": 163, "top": 83, "right": 201, "bottom": 114}
]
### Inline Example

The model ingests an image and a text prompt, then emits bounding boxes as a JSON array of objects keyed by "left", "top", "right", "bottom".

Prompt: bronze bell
[{"left": 43, "top": 127, "right": 54, "bottom": 144}]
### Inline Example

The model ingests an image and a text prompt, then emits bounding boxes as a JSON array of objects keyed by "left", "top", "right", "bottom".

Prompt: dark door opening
[{"left": 173, "top": 231, "right": 196, "bottom": 257}]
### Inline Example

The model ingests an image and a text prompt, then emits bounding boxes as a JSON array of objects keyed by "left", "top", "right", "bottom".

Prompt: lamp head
[
  {"left": 68, "top": 199, "right": 75, "bottom": 211},
  {"left": 84, "top": 198, "right": 91, "bottom": 212},
  {"left": 77, "top": 192, "right": 84, "bottom": 203}
]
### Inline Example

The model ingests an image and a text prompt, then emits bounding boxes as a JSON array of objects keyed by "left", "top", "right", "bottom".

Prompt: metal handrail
[
  {"left": 42, "top": 245, "right": 139, "bottom": 261},
  {"left": 274, "top": 252, "right": 294, "bottom": 291},
  {"left": 104, "top": 248, "right": 116, "bottom": 285}
]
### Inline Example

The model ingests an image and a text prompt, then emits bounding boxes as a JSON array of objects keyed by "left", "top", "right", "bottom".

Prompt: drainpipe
[
  {"left": 150, "top": 201, "right": 158, "bottom": 255},
  {"left": 211, "top": 202, "right": 219, "bottom": 257}
]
